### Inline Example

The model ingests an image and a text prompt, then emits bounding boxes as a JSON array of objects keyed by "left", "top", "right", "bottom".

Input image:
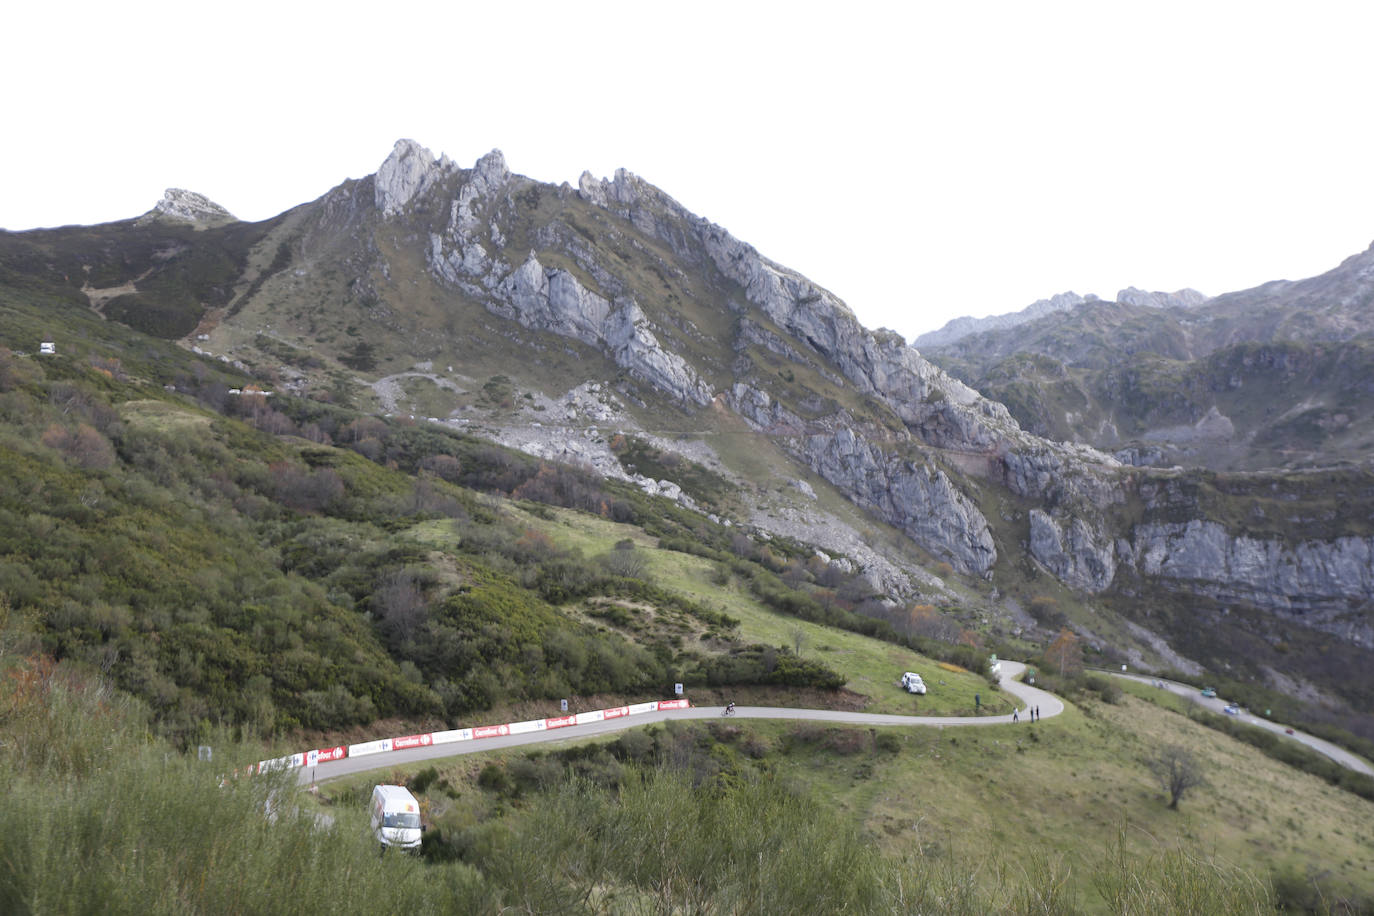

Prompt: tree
[
  {"left": 1146, "top": 745, "right": 1206, "bottom": 809},
  {"left": 789, "top": 625, "right": 809, "bottom": 657},
  {"left": 1044, "top": 627, "right": 1083, "bottom": 675},
  {"left": 602, "top": 540, "right": 648, "bottom": 579},
  {"left": 372, "top": 569, "right": 429, "bottom": 645}
]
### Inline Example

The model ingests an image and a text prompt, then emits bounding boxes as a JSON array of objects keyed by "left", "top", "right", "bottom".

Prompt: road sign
[
  {"left": 560, "top": 699, "right": 568, "bottom": 712},
  {"left": 674, "top": 683, "right": 683, "bottom": 696}
]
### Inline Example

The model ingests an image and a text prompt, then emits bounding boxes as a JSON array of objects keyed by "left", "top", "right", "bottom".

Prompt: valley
[{"left": 2, "top": 139, "right": 1373, "bottom": 912}]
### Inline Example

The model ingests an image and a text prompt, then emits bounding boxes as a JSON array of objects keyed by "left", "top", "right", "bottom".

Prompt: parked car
[
  {"left": 1200, "top": 687, "right": 1217, "bottom": 698},
  {"left": 900, "top": 671, "right": 927, "bottom": 695}
]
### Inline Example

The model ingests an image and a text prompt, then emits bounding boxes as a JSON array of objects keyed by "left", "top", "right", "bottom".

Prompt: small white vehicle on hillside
[
  {"left": 371, "top": 784, "right": 422, "bottom": 851},
  {"left": 900, "top": 671, "right": 927, "bottom": 695}
]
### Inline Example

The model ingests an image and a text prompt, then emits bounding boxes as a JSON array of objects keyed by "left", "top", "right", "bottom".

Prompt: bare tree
[
  {"left": 602, "top": 540, "right": 648, "bottom": 579},
  {"left": 372, "top": 569, "right": 429, "bottom": 644},
  {"left": 789, "top": 625, "right": 809, "bottom": 657},
  {"left": 1146, "top": 745, "right": 1206, "bottom": 809}
]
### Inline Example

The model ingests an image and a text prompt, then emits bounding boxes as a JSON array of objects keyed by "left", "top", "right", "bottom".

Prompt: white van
[
  {"left": 900, "top": 672, "right": 927, "bottom": 695},
  {"left": 370, "top": 785, "right": 422, "bottom": 851}
]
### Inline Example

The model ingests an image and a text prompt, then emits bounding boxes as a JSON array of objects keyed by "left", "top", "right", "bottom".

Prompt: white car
[{"left": 900, "top": 672, "right": 927, "bottom": 695}]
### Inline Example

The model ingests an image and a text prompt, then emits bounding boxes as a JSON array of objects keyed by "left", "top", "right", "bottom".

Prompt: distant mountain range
[
  {"left": 917, "top": 242, "right": 1374, "bottom": 471},
  {"left": 914, "top": 287, "right": 1211, "bottom": 350},
  {"left": 3, "top": 138, "right": 1372, "bottom": 735}
]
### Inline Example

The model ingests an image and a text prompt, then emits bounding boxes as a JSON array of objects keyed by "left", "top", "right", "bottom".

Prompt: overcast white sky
[{"left": 4, "top": 1, "right": 1373, "bottom": 340}]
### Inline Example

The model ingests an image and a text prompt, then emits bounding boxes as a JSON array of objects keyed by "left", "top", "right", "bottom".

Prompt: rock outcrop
[
  {"left": 801, "top": 428, "right": 997, "bottom": 577},
  {"left": 375, "top": 139, "right": 457, "bottom": 216},
  {"left": 1128, "top": 520, "right": 1374, "bottom": 618},
  {"left": 1115, "top": 286, "right": 1211, "bottom": 310},
  {"left": 384, "top": 147, "right": 713, "bottom": 406},
  {"left": 1029, "top": 509, "right": 1117, "bottom": 592},
  {"left": 151, "top": 189, "right": 235, "bottom": 225}
]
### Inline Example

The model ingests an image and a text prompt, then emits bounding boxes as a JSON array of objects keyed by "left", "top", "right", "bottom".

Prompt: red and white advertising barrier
[
  {"left": 232, "top": 697, "right": 691, "bottom": 782},
  {"left": 430, "top": 727, "right": 473, "bottom": 745},
  {"left": 472, "top": 724, "right": 510, "bottom": 739},
  {"left": 506, "top": 718, "right": 546, "bottom": 736},
  {"left": 306, "top": 746, "right": 347, "bottom": 767},
  {"left": 256, "top": 752, "right": 305, "bottom": 773},
  {"left": 349, "top": 738, "right": 393, "bottom": 758}
]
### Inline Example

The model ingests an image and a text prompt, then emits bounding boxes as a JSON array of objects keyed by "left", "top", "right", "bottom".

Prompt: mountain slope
[{"left": 3, "top": 139, "right": 1374, "bottom": 737}]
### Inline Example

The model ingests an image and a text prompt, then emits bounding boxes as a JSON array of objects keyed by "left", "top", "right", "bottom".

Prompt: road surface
[
  {"left": 301, "top": 661, "right": 1062, "bottom": 784},
  {"left": 1107, "top": 670, "right": 1374, "bottom": 777}
]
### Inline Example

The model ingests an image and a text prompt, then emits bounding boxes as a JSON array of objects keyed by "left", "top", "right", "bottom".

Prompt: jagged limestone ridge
[
  {"left": 380, "top": 144, "right": 713, "bottom": 406},
  {"left": 350, "top": 142, "right": 1374, "bottom": 623}
]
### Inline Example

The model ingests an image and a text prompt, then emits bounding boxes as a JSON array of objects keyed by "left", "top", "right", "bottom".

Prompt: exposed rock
[
  {"left": 575, "top": 167, "right": 1030, "bottom": 446},
  {"left": 151, "top": 189, "right": 235, "bottom": 224},
  {"left": 1029, "top": 509, "right": 1117, "bottom": 591},
  {"left": 800, "top": 428, "right": 997, "bottom": 576},
  {"left": 413, "top": 152, "right": 714, "bottom": 406},
  {"left": 374, "top": 139, "right": 457, "bottom": 216},
  {"left": 1128, "top": 520, "right": 1374, "bottom": 622},
  {"left": 1115, "top": 286, "right": 1211, "bottom": 310},
  {"left": 1113, "top": 445, "right": 1170, "bottom": 467}
]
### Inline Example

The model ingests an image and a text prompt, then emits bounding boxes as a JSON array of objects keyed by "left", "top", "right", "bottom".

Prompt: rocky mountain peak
[
  {"left": 374, "top": 138, "right": 457, "bottom": 216},
  {"left": 151, "top": 188, "right": 235, "bottom": 224},
  {"left": 473, "top": 149, "right": 509, "bottom": 188},
  {"left": 914, "top": 291, "right": 1098, "bottom": 349},
  {"left": 1115, "top": 286, "right": 1211, "bottom": 309}
]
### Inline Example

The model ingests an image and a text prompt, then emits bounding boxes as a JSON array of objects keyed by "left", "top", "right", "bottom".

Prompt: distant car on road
[
  {"left": 1285, "top": 728, "right": 1295, "bottom": 735},
  {"left": 1223, "top": 705, "right": 1240, "bottom": 715},
  {"left": 1201, "top": 687, "right": 1217, "bottom": 698}
]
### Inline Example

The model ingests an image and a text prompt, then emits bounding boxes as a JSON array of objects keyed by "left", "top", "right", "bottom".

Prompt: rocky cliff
[{"left": 363, "top": 144, "right": 1374, "bottom": 641}]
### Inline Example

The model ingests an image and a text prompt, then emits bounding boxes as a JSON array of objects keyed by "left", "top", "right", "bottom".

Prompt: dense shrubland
[{"left": 0, "top": 340, "right": 874, "bottom": 746}]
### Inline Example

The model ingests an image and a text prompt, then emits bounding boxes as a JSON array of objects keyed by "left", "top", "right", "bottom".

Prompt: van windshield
[{"left": 383, "top": 813, "right": 420, "bottom": 829}]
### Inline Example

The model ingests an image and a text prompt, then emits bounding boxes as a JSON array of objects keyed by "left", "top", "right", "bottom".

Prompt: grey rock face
[
  {"left": 1129, "top": 520, "right": 1374, "bottom": 615},
  {"left": 416, "top": 150, "right": 711, "bottom": 406},
  {"left": 152, "top": 189, "right": 235, "bottom": 224},
  {"left": 1029, "top": 509, "right": 1117, "bottom": 591},
  {"left": 801, "top": 428, "right": 997, "bottom": 576},
  {"left": 374, "top": 139, "right": 457, "bottom": 216},
  {"left": 575, "top": 168, "right": 1023, "bottom": 443}
]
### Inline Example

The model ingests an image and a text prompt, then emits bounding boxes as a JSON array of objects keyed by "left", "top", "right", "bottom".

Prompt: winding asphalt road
[
  {"left": 300, "top": 661, "right": 1063, "bottom": 784},
  {"left": 1106, "top": 670, "right": 1374, "bottom": 777}
]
